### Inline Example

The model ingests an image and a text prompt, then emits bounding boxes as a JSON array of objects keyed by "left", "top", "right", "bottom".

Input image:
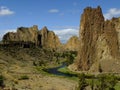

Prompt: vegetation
[
  {"left": 96, "top": 74, "right": 118, "bottom": 90},
  {"left": 76, "top": 73, "right": 119, "bottom": 90},
  {"left": 1, "top": 46, "right": 119, "bottom": 89},
  {"left": 0, "top": 75, "right": 4, "bottom": 87},
  {"left": 77, "top": 73, "right": 87, "bottom": 90},
  {"left": 19, "top": 75, "right": 29, "bottom": 80},
  {"left": 59, "top": 51, "right": 77, "bottom": 65}
]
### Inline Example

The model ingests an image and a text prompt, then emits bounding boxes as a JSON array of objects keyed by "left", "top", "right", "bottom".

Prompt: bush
[
  {"left": 19, "top": 75, "right": 29, "bottom": 80},
  {"left": 76, "top": 73, "right": 118, "bottom": 90},
  {"left": 94, "top": 74, "right": 118, "bottom": 90},
  {"left": 77, "top": 73, "right": 87, "bottom": 90},
  {"left": 0, "top": 75, "right": 4, "bottom": 87}
]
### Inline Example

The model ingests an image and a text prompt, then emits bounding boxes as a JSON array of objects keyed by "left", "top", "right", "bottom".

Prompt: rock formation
[
  {"left": 38, "top": 26, "right": 61, "bottom": 49},
  {"left": 3, "top": 25, "right": 38, "bottom": 45},
  {"left": 3, "top": 25, "right": 61, "bottom": 50},
  {"left": 112, "top": 17, "right": 120, "bottom": 52},
  {"left": 75, "top": 6, "right": 120, "bottom": 72},
  {"left": 64, "top": 36, "right": 79, "bottom": 51}
]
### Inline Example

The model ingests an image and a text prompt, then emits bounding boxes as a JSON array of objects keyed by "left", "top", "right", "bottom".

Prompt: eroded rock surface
[
  {"left": 75, "top": 6, "right": 120, "bottom": 72},
  {"left": 3, "top": 25, "right": 61, "bottom": 50},
  {"left": 64, "top": 36, "right": 79, "bottom": 51},
  {"left": 39, "top": 26, "right": 61, "bottom": 49}
]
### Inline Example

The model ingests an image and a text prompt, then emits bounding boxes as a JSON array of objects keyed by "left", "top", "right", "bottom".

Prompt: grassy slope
[
  {"left": 0, "top": 47, "right": 78, "bottom": 90},
  {"left": 58, "top": 66, "right": 120, "bottom": 90}
]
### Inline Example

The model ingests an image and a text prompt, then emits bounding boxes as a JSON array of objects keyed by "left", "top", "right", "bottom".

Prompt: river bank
[{"left": 41, "top": 63, "right": 120, "bottom": 90}]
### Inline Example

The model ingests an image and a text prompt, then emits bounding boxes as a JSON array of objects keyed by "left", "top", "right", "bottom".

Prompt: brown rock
[
  {"left": 38, "top": 26, "right": 49, "bottom": 47},
  {"left": 3, "top": 25, "right": 38, "bottom": 45},
  {"left": 39, "top": 26, "right": 61, "bottom": 49},
  {"left": 112, "top": 17, "right": 120, "bottom": 52},
  {"left": 64, "top": 36, "right": 79, "bottom": 51},
  {"left": 3, "top": 25, "right": 61, "bottom": 50},
  {"left": 76, "top": 6, "right": 120, "bottom": 72}
]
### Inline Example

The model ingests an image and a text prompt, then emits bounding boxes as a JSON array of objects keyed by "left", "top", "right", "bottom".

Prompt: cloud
[
  {"left": 48, "top": 9, "right": 59, "bottom": 13},
  {"left": 4, "top": 29, "right": 16, "bottom": 33},
  {"left": 53, "top": 28, "right": 79, "bottom": 43},
  {"left": 0, "top": 6, "right": 14, "bottom": 16},
  {"left": 104, "top": 8, "right": 120, "bottom": 20},
  {"left": 0, "top": 34, "right": 3, "bottom": 40}
]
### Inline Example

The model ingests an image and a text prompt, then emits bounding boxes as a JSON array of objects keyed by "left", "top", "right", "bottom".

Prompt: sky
[{"left": 0, "top": 0, "right": 120, "bottom": 43}]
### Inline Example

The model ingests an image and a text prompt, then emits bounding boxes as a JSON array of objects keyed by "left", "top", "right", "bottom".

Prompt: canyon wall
[
  {"left": 75, "top": 6, "right": 120, "bottom": 72},
  {"left": 64, "top": 36, "right": 79, "bottom": 51},
  {"left": 3, "top": 26, "right": 61, "bottom": 50}
]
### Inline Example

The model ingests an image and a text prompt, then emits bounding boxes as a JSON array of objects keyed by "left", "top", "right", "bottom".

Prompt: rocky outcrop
[
  {"left": 3, "top": 25, "right": 61, "bottom": 50},
  {"left": 75, "top": 6, "right": 120, "bottom": 72},
  {"left": 3, "top": 25, "right": 38, "bottom": 45},
  {"left": 38, "top": 26, "right": 61, "bottom": 49},
  {"left": 112, "top": 18, "right": 120, "bottom": 52},
  {"left": 64, "top": 36, "right": 79, "bottom": 51}
]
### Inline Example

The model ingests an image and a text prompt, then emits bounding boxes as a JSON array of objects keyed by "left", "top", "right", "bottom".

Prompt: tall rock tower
[{"left": 76, "top": 6, "right": 120, "bottom": 72}]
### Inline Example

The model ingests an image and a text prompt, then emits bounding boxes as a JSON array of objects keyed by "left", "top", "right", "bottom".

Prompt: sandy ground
[
  {"left": 16, "top": 74, "right": 77, "bottom": 90},
  {"left": 1, "top": 65, "right": 78, "bottom": 90},
  {"left": 3, "top": 73, "right": 78, "bottom": 90}
]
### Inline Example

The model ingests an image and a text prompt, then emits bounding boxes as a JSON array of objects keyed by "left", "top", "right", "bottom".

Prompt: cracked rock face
[
  {"left": 39, "top": 26, "right": 61, "bottom": 49},
  {"left": 3, "top": 26, "right": 61, "bottom": 50},
  {"left": 3, "top": 25, "right": 38, "bottom": 44},
  {"left": 64, "top": 36, "right": 79, "bottom": 51},
  {"left": 76, "top": 6, "right": 120, "bottom": 72}
]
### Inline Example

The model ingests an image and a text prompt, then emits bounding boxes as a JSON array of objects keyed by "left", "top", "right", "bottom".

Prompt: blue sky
[{"left": 0, "top": 0, "right": 120, "bottom": 43}]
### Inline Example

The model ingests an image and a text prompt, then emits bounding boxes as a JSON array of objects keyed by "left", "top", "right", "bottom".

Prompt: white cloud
[
  {"left": 53, "top": 28, "right": 79, "bottom": 43},
  {"left": 0, "top": 6, "right": 14, "bottom": 16},
  {"left": 0, "top": 34, "right": 3, "bottom": 40},
  {"left": 48, "top": 9, "right": 59, "bottom": 13},
  {"left": 104, "top": 8, "right": 120, "bottom": 20},
  {"left": 4, "top": 29, "right": 16, "bottom": 33}
]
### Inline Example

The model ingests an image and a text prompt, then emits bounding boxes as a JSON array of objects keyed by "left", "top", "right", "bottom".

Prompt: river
[{"left": 43, "top": 63, "right": 78, "bottom": 77}]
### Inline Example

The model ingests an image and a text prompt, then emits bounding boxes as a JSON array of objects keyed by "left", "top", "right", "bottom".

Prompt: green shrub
[
  {"left": 95, "top": 74, "right": 118, "bottom": 90},
  {"left": 0, "top": 75, "right": 4, "bottom": 87},
  {"left": 77, "top": 73, "right": 87, "bottom": 90},
  {"left": 106, "top": 74, "right": 118, "bottom": 90},
  {"left": 19, "top": 75, "right": 29, "bottom": 80}
]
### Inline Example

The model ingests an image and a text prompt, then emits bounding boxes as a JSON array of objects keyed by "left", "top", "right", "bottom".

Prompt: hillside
[
  {"left": 0, "top": 47, "right": 77, "bottom": 90},
  {"left": 0, "top": 6, "right": 120, "bottom": 90}
]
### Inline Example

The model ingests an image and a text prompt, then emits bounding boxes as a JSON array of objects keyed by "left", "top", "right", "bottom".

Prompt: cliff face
[
  {"left": 17, "top": 25, "right": 38, "bottom": 45},
  {"left": 3, "top": 25, "right": 38, "bottom": 44},
  {"left": 112, "top": 18, "right": 120, "bottom": 52},
  {"left": 3, "top": 26, "right": 61, "bottom": 50},
  {"left": 39, "top": 27, "right": 61, "bottom": 49},
  {"left": 76, "top": 6, "right": 120, "bottom": 72},
  {"left": 64, "top": 36, "right": 79, "bottom": 51}
]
